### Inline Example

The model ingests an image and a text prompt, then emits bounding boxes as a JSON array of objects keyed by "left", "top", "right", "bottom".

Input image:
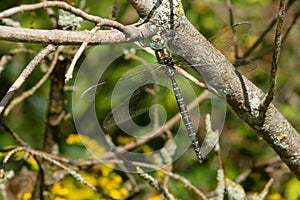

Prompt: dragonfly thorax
[{"left": 155, "top": 48, "right": 173, "bottom": 65}]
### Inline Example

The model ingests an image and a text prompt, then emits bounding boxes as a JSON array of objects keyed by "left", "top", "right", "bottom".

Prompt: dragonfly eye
[{"left": 150, "top": 34, "right": 167, "bottom": 50}]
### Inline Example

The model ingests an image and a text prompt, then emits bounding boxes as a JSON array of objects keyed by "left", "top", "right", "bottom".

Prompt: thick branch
[
  {"left": 0, "top": 24, "right": 152, "bottom": 45},
  {"left": 171, "top": 17, "right": 300, "bottom": 179}
]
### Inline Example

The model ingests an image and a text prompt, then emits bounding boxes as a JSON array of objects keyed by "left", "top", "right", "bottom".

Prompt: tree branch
[
  {"left": 171, "top": 13, "right": 300, "bottom": 180},
  {"left": 0, "top": 24, "right": 151, "bottom": 45},
  {"left": 0, "top": 44, "right": 57, "bottom": 114}
]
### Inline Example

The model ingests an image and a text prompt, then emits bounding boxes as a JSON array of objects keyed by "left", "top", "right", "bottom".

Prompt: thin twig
[
  {"left": 0, "top": 44, "right": 57, "bottom": 114},
  {"left": 111, "top": 0, "right": 119, "bottom": 19},
  {"left": 1, "top": 146, "right": 116, "bottom": 200},
  {"left": 41, "top": 0, "right": 57, "bottom": 27},
  {"left": 137, "top": 167, "right": 176, "bottom": 200},
  {"left": 79, "top": 158, "right": 208, "bottom": 200},
  {"left": 4, "top": 49, "right": 60, "bottom": 116},
  {"left": 65, "top": 24, "right": 100, "bottom": 82},
  {"left": 205, "top": 114, "right": 225, "bottom": 199},
  {"left": 226, "top": 0, "right": 234, "bottom": 26},
  {"left": 241, "top": 0, "right": 295, "bottom": 59},
  {"left": 225, "top": 0, "right": 239, "bottom": 59},
  {"left": 254, "top": 178, "right": 274, "bottom": 199},
  {"left": 250, "top": 10, "right": 299, "bottom": 63},
  {"left": 260, "top": 0, "right": 286, "bottom": 114},
  {"left": 136, "top": 162, "right": 207, "bottom": 200},
  {"left": 0, "top": 123, "right": 28, "bottom": 147}
]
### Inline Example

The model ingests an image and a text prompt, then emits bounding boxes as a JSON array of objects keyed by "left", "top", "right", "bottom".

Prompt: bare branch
[
  {"left": 137, "top": 167, "right": 176, "bottom": 200},
  {"left": 1, "top": 146, "right": 116, "bottom": 200},
  {"left": 260, "top": 0, "right": 286, "bottom": 114},
  {"left": 0, "top": 1, "right": 125, "bottom": 31},
  {"left": 0, "top": 24, "right": 151, "bottom": 45},
  {"left": 4, "top": 49, "right": 59, "bottom": 116},
  {"left": 65, "top": 24, "right": 101, "bottom": 82},
  {"left": 1, "top": 123, "right": 28, "bottom": 147},
  {"left": 0, "top": 44, "right": 57, "bottom": 114}
]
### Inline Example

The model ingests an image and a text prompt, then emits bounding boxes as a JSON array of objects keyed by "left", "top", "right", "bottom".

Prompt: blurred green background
[{"left": 0, "top": 0, "right": 300, "bottom": 199}]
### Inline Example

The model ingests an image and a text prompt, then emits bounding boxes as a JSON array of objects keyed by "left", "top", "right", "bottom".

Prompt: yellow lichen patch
[
  {"left": 98, "top": 176, "right": 110, "bottom": 187},
  {"left": 279, "top": 133, "right": 286, "bottom": 140},
  {"left": 177, "top": 3, "right": 184, "bottom": 16}
]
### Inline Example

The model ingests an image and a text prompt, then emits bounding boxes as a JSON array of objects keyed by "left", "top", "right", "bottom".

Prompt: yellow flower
[
  {"left": 80, "top": 171, "right": 98, "bottom": 186},
  {"left": 109, "top": 189, "right": 122, "bottom": 199},
  {"left": 148, "top": 195, "right": 161, "bottom": 200},
  {"left": 111, "top": 174, "right": 122, "bottom": 184},
  {"left": 98, "top": 177, "right": 110, "bottom": 187},
  {"left": 66, "top": 134, "right": 104, "bottom": 156},
  {"left": 53, "top": 197, "right": 66, "bottom": 200},
  {"left": 266, "top": 193, "right": 285, "bottom": 200},
  {"left": 26, "top": 156, "right": 39, "bottom": 171},
  {"left": 101, "top": 164, "right": 114, "bottom": 177},
  {"left": 120, "top": 187, "right": 128, "bottom": 196},
  {"left": 17, "top": 192, "right": 32, "bottom": 200},
  {"left": 51, "top": 183, "right": 69, "bottom": 196},
  {"left": 156, "top": 171, "right": 165, "bottom": 178},
  {"left": 66, "top": 134, "right": 82, "bottom": 145}
]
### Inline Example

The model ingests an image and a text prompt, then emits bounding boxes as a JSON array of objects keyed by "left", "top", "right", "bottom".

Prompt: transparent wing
[
  {"left": 210, "top": 21, "right": 251, "bottom": 50},
  {"left": 209, "top": 21, "right": 256, "bottom": 73},
  {"left": 81, "top": 63, "right": 163, "bottom": 101},
  {"left": 81, "top": 63, "right": 172, "bottom": 134}
]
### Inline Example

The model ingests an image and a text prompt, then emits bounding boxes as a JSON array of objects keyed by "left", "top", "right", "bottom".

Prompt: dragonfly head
[{"left": 150, "top": 34, "right": 167, "bottom": 50}]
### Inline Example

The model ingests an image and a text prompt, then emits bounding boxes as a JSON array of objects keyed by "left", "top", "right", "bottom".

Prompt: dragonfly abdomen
[{"left": 169, "top": 75, "right": 203, "bottom": 163}]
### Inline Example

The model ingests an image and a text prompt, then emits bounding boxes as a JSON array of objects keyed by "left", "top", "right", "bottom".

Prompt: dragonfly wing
[
  {"left": 82, "top": 63, "right": 170, "bottom": 134},
  {"left": 81, "top": 63, "right": 163, "bottom": 101},
  {"left": 209, "top": 22, "right": 257, "bottom": 73},
  {"left": 209, "top": 21, "right": 251, "bottom": 50}
]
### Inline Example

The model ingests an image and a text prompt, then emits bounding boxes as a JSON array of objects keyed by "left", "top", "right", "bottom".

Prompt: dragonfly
[
  {"left": 81, "top": 22, "right": 254, "bottom": 163},
  {"left": 149, "top": 33, "right": 204, "bottom": 163}
]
